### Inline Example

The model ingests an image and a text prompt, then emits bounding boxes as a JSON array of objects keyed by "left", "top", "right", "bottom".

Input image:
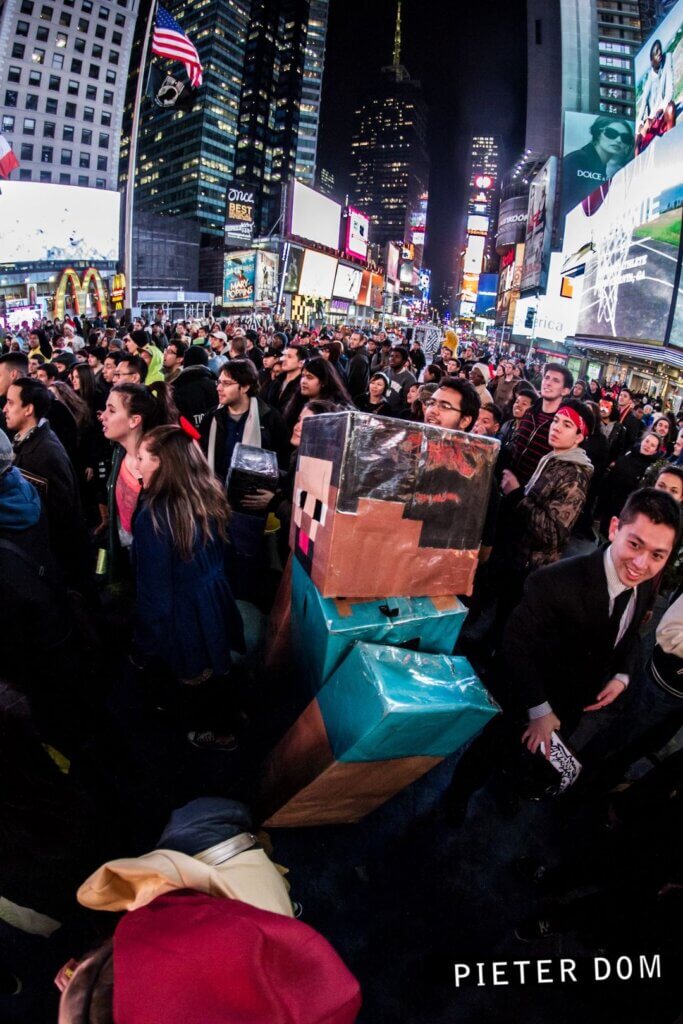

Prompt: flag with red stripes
[
  {"left": 152, "top": 5, "right": 203, "bottom": 88},
  {"left": 0, "top": 134, "right": 19, "bottom": 179}
]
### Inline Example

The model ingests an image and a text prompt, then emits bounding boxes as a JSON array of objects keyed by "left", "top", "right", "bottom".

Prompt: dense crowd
[{"left": 1, "top": 310, "right": 682, "bottom": 1019}]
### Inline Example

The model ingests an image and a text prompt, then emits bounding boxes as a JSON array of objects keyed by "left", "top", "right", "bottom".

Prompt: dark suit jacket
[{"left": 501, "top": 547, "right": 653, "bottom": 727}]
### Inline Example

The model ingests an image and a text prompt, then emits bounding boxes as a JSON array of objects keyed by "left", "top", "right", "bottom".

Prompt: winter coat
[
  {"left": 172, "top": 366, "right": 218, "bottom": 427},
  {"left": 346, "top": 347, "right": 370, "bottom": 401},
  {"left": 132, "top": 503, "right": 245, "bottom": 679},
  {"left": 199, "top": 398, "right": 290, "bottom": 481},
  {"left": 597, "top": 445, "right": 659, "bottom": 527}
]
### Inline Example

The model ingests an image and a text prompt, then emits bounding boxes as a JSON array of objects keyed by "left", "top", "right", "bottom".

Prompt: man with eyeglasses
[
  {"left": 112, "top": 355, "right": 146, "bottom": 386},
  {"left": 423, "top": 377, "right": 480, "bottom": 433}
]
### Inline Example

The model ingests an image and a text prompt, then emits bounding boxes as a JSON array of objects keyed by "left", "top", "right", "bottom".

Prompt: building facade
[{"left": 0, "top": 0, "right": 138, "bottom": 190}]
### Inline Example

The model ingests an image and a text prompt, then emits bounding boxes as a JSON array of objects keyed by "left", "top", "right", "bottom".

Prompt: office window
[
  {"left": 12, "top": 43, "right": 26, "bottom": 58},
  {"left": 59, "top": 173, "right": 70, "bottom": 183},
  {"left": 95, "top": 178, "right": 105, "bottom": 188},
  {"left": 98, "top": 131, "right": 108, "bottom": 148},
  {"left": 16, "top": 21, "right": 29, "bottom": 35},
  {"left": 92, "top": 43, "right": 103, "bottom": 57},
  {"left": 20, "top": 143, "right": 34, "bottom": 160},
  {"left": 8, "top": 67, "right": 21, "bottom": 84},
  {"left": 25, "top": 93, "right": 38, "bottom": 110},
  {"left": 83, "top": 105, "right": 94, "bottom": 122},
  {"left": 4, "top": 91, "right": 18, "bottom": 107},
  {"left": 56, "top": 31, "right": 67, "bottom": 47},
  {"left": 51, "top": 52, "right": 64, "bottom": 68},
  {"left": 105, "top": 68, "right": 116, "bottom": 83},
  {"left": 29, "top": 69, "right": 42, "bottom": 85},
  {"left": 61, "top": 148, "right": 72, "bottom": 165},
  {"left": 88, "top": 64, "right": 100, "bottom": 79},
  {"left": 112, "top": 30, "right": 122, "bottom": 44},
  {"left": 81, "top": 128, "right": 92, "bottom": 144},
  {"left": 96, "top": 154, "right": 107, "bottom": 171},
  {"left": 103, "top": 89, "right": 113, "bottom": 104},
  {"left": 114, "top": 12, "right": 124, "bottom": 24},
  {"left": 79, "top": 152, "right": 90, "bottom": 167},
  {"left": 45, "top": 97, "right": 58, "bottom": 113},
  {"left": 85, "top": 84, "right": 97, "bottom": 99},
  {"left": 41, "top": 145, "right": 53, "bottom": 161},
  {"left": 63, "top": 125, "right": 74, "bottom": 140},
  {"left": 20, "top": 0, "right": 34, "bottom": 12},
  {"left": 71, "top": 58, "right": 82, "bottom": 72},
  {"left": 40, "top": 170, "right": 52, "bottom": 181},
  {"left": 100, "top": 110, "right": 111, "bottom": 126},
  {"left": 74, "top": 37, "right": 85, "bottom": 52},
  {"left": 99, "top": 4, "right": 109, "bottom": 17},
  {"left": 65, "top": 101, "right": 77, "bottom": 117},
  {"left": 36, "top": 25, "right": 49, "bottom": 40},
  {"left": 108, "top": 50, "right": 119, "bottom": 64},
  {"left": 41, "top": 4, "right": 53, "bottom": 18},
  {"left": 20, "top": 169, "right": 32, "bottom": 180},
  {"left": 77, "top": 17, "right": 89, "bottom": 31},
  {"left": 48, "top": 74, "right": 60, "bottom": 90},
  {"left": 43, "top": 121, "right": 55, "bottom": 137},
  {"left": 2, "top": 115, "right": 15, "bottom": 132},
  {"left": 32, "top": 47, "right": 46, "bottom": 63},
  {"left": 64, "top": 0, "right": 74, "bottom": 5},
  {"left": 78, "top": 174, "right": 89, "bottom": 186},
  {"left": 95, "top": 23, "right": 105, "bottom": 37},
  {"left": 23, "top": 117, "right": 36, "bottom": 134},
  {"left": 67, "top": 79, "right": 79, "bottom": 94},
  {"left": 59, "top": 11, "right": 71, "bottom": 25},
  {"left": 82, "top": 0, "right": 93, "bottom": 10}
]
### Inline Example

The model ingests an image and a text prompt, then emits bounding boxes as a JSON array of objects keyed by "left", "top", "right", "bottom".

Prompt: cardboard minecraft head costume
[{"left": 290, "top": 412, "right": 499, "bottom": 598}]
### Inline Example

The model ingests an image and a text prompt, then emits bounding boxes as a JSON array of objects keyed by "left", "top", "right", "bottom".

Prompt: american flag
[{"left": 152, "top": 5, "right": 203, "bottom": 88}]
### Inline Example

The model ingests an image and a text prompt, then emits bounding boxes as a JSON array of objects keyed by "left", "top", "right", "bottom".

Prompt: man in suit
[{"left": 445, "top": 487, "right": 680, "bottom": 822}]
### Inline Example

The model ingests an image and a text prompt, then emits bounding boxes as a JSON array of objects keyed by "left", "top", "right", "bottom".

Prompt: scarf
[
  {"left": 207, "top": 397, "right": 262, "bottom": 473},
  {"left": 524, "top": 445, "right": 593, "bottom": 496}
]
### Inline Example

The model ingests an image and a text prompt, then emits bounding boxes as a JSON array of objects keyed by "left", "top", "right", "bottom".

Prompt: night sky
[{"left": 317, "top": 0, "right": 528, "bottom": 303}]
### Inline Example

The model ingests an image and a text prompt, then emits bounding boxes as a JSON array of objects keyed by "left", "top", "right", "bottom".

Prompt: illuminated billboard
[
  {"left": 0, "top": 181, "right": 120, "bottom": 265},
  {"left": 289, "top": 180, "right": 342, "bottom": 250},
  {"left": 223, "top": 250, "right": 257, "bottom": 307},
  {"left": 410, "top": 191, "right": 428, "bottom": 249},
  {"left": 463, "top": 234, "right": 485, "bottom": 275},
  {"left": 254, "top": 251, "right": 279, "bottom": 305},
  {"left": 344, "top": 206, "right": 370, "bottom": 262},
  {"left": 386, "top": 242, "right": 400, "bottom": 282},
  {"left": 332, "top": 262, "right": 363, "bottom": 301},
  {"left": 520, "top": 157, "right": 557, "bottom": 294},
  {"left": 635, "top": 0, "right": 683, "bottom": 156},
  {"left": 461, "top": 273, "right": 479, "bottom": 304},
  {"left": 467, "top": 215, "right": 490, "bottom": 236},
  {"left": 283, "top": 245, "right": 305, "bottom": 294},
  {"left": 475, "top": 274, "right": 498, "bottom": 317},
  {"left": 225, "top": 181, "right": 256, "bottom": 246},
  {"left": 560, "top": 112, "right": 634, "bottom": 228},
  {"left": 562, "top": 124, "right": 683, "bottom": 344},
  {"left": 399, "top": 259, "right": 414, "bottom": 285},
  {"left": 298, "top": 249, "right": 338, "bottom": 299}
]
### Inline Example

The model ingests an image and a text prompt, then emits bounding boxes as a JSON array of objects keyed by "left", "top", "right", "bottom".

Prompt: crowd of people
[{"left": 1, "top": 310, "right": 682, "bottom": 1018}]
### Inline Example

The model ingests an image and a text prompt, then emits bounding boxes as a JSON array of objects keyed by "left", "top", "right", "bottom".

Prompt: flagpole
[{"left": 123, "top": 0, "right": 158, "bottom": 315}]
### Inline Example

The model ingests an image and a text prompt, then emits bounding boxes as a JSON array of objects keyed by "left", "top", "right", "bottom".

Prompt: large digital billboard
[
  {"left": 562, "top": 124, "right": 683, "bottom": 344},
  {"left": 289, "top": 181, "right": 342, "bottom": 250},
  {"left": 475, "top": 274, "right": 498, "bottom": 317},
  {"left": 282, "top": 245, "right": 305, "bottom": 294},
  {"left": 254, "top": 251, "right": 279, "bottom": 305},
  {"left": 386, "top": 242, "right": 400, "bottom": 282},
  {"left": 298, "top": 249, "right": 338, "bottom": 299},
  {"left": 463, "top": 234, "right": 485, "bottom": 275},
  {"left": 467, "top": 215, "right": 490, "bottom": 236},
  {"left": 560, "top": 112, "right": 634, "bottom": 228},
  {"left": 0, "top": 181, "right": 120, "bottom": 265},
  {"left": 635, "top": 0, "right": 683, "bottom": 156},
  {"left": 410, "top": 191, "right": 428, "bottom": 250},
  {"left": 520, "top": 156, "right": 557, "bottom": 294},
  {"left": 343, "top": 207, "right": 370, "bottom": 262},
  {"left": 225, "top": 181, "right": 256, "bottom": 246},
  {"left": 223, "top": 250, "right": 257, "bottom": 307},
  {"left": 332, "top": 262, "right": 363, "bottom": 301}
]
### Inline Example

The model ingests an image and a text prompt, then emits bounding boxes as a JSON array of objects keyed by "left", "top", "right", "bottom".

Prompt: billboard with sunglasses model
[{"left": 560, "top": 112, "right": 635, "bottom": 232}]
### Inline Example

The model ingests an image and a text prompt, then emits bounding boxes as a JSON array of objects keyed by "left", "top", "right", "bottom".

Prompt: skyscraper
[
  {"left": 0, "top": 0, "right": 139, "bottom": 190},
  {"left": 452, "top": 135, "right": 501, "bottom": 318},
  {"left": 349, "top": 0, "right": 429, "bottom": 253},
  {"left": 596, "top": 0, "right": 643, "bottom": 118}
]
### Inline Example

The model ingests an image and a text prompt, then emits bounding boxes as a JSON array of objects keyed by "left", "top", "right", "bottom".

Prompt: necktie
[{"left": 609, "top": 588, "right": 632, "bottom": 647}]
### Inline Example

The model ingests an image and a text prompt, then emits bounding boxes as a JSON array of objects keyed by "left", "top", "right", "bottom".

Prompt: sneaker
[
  {"left": 187, "top": 730, "right": 238, "bottom": 752},
  {"left": 514, "top": 918, "right": 555, "bottom": 942}
]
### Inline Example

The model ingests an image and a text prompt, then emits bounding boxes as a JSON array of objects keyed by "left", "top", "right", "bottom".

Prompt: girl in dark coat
[
  {"left": 355, "top": 372, "right": 392, "bottom": 415},
  {"left": 597, "top": 432, "right": 660, "bottom": 534}
]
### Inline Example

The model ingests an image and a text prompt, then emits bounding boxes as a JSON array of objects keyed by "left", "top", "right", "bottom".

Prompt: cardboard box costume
[{"left": 289, "top": 412, "right": 499, "bottom": 598}]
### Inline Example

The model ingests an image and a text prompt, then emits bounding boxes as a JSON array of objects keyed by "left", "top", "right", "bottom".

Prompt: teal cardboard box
[
  {"left": 291, "top": 558, "right": 468, "bottom": 692},
  {"left": 318, "top": 642, "right": 499, "bottom": 762}
]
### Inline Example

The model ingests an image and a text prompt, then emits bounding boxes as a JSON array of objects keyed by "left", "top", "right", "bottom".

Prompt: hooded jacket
[
  {"left": 172, "top": 365, "right": 218, "bottom": 427},
  {"left": 0, "top": 465, "right": 41, "bottom": 532},
  {"left": 142, "top": 345, "right": 164, "bottom": 385}
]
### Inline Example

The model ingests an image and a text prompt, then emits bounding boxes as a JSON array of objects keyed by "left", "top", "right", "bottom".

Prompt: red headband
[
  {"left": 557, "top": 405, "right": 588, "bottom": 438},
  {"left": 179, "top": 416, "right": 201, "bottom": 441}
]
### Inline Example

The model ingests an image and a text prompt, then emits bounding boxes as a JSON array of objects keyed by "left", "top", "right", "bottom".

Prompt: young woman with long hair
[
  {"left": 100, "top": 382, "right": 177, "bottom": 583},
  {"left": 133, "top": 423, "right": 245, "bottom": 747}
]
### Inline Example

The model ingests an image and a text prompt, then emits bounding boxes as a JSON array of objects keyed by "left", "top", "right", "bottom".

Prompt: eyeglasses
[
  {"left": 424, "top": 398, "right": 461, "bottom": 414},
  {"left": 602, "top": 127, "right": 631, "bottom": 143},
  {"left": 217, "top": 378, "right": 239, "bottom": 387},
  {"left": 113, "top": 370, "right": 136, "bottom": 379}
]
